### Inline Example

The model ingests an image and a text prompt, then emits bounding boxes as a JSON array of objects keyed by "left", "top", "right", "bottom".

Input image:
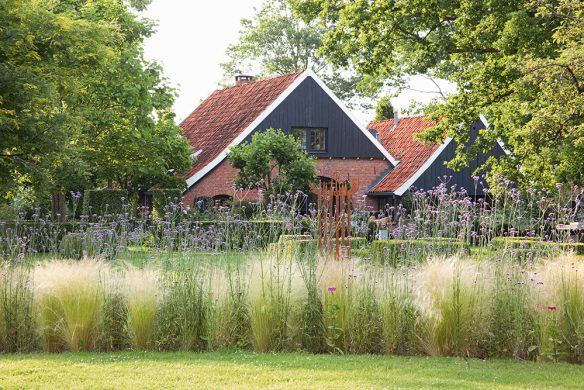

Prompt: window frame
[{"left": 291, "top": 126, "right": 328, "bottom": 153}]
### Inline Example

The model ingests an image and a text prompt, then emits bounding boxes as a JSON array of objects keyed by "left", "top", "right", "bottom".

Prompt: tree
[
  {"left": 221, "top": 0, "right": 380, "bottom": 108},
  {"left": 295, "top": 0, "right": 584, "bottom": 189},
  {"left": 0, "top": 0, "right": 192, "bottom": 208},
  {"left": 374, "top": 96, "right": 394, "bottom": 121},
  {"left": 226, "top": 128, "right": 317, "bottom": 197}
]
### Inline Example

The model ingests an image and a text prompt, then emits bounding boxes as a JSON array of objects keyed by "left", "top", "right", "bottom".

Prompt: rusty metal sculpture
[{"left": 310, "top": 177, "right": 359, "bottom": 259}]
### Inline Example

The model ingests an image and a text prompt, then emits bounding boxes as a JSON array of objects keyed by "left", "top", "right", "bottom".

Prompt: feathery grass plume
[
  {"left": 0, "top": 265, "right": 37, "bottom": 352},
  {"left": 122, "top": 266, "right": 160, "bottom": 350},
  {"left": 33, "top": 259, "right": 108, "bottom": 352},
  {"left": 533, "top": 255, "right": 584, "bottom": 362},
  {"left": 413, "top": 257, "right": 490, "bottom": 357}
]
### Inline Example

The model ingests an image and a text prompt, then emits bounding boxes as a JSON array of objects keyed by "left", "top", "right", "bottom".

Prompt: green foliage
[
  {"left": 356, "top": 239, "right": 470, "bottom": 266},
  {"left": 297, "top": 0, "right": 584, "bottom": 188},
  {"left": 0, "top": 0, "right": 192, "bottom": 205},
  {"left": 227, "top": 128, "right": 317, "bottom": 197},
  {"left": 221, "top": 0, "right": 378, "bottom": 108},
  {"left": 100, "top": 293, "right": 130, "bottom": 352},
  {"left": 0, "top": 269, "right": 38, "bottom": 353},
  {"left": 374, "top": 96, "right": 394, "bottom": 121},
  {"left": 152, "top": 189, "right": 183, "bottom": 216},
  {"left": 60, "top": 233, "right": 84, "bottom": 260},
  {"left": 490, "top": 237, "right": 584, "bottom": 256},
  {"left": 82, "top": 189, "right": 129, "bottom": 216}
]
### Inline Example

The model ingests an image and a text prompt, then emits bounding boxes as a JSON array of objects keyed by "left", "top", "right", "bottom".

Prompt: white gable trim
[
  {"left": 185, "top": 69, "right": 399, "bottom": 189},
  {"left": 393, "top": 138, "right": 453, "bottom": 196},
  {"left": 479, "top": 114, "right": 511, "bottom": 155}
]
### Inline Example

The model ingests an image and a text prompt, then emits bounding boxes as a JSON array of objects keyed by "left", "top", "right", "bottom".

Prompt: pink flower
[
  {"left": 547, "top": 305, "right": 557, "bottom": 310},
  {"left": 328, "top": 286, "right": 336, "bottom": 293}
]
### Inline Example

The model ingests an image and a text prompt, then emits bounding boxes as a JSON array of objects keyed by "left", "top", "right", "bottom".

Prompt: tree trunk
[{"left": 51, "top": 192, "right": 66, "bottom": 222}]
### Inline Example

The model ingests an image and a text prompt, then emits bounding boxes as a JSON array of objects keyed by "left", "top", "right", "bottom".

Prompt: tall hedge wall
[{"left": 82, "top": 189, "right": 128, "bottom": 216}]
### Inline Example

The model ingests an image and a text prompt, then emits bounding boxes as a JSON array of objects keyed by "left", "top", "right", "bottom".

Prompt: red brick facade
[{"left": 182, "top": 158, "right": 390, "bottom": 209}]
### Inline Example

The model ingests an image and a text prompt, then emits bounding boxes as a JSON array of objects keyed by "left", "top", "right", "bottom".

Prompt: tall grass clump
[
  {"left": 213, "top": 262, "right": 250, "bottom": 349},
  {"left": 296, "top": 249, "right": 326, "bottom": 353},
  {"left": 33, "top": 259, "right": 107, "bottom": 352},
  {"left": 0, "top": 266, "right": 37, "bottom": 352},
  {"left": 248, "top": 253, "right": 294, "bottom": 352},
  {"left": 414, "top": 258, "right": 490, "bottom": 357},
  {"left": 486, "top": 261, "right": 537, "bottom": 359},
  {"left": 534, "top": 256, "right": 584, "bottom": 363},
  {"left": 153, "top": 267, "right": 211, "bottom": 351},
  {"left": 379, "top": 269, "right": 420, "bottom": 355},
  {"left": 123, "top": 266, "right": 159, "bottom": 350},
  {"left": 347, "top": 272, "right": 383, "bottom": 354}
]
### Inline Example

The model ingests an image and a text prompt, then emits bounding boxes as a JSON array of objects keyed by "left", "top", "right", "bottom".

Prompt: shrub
[{"left": 82, "top": 189, "right": 129, "bottom": 216}]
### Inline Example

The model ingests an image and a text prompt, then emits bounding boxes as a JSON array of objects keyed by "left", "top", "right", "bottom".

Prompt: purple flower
[{"left": 327, "top": 286, "right": 336, "bottom": 293}]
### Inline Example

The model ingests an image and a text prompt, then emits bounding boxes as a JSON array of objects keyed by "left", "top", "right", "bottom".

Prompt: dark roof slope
[
  {"left": 180, "top": 72, "right": 302, "bottom": 181},
  {"left": 368, "top": 115, "right": 439, "bottom": 193}
]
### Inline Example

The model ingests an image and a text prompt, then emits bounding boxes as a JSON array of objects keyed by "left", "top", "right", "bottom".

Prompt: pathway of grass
[{"left": 1, "top": 351, "right": 583, "bottom": 389}]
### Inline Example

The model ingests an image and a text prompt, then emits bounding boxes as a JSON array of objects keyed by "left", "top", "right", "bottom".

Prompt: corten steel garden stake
[{"left": 311, "top": 177, "right": 359, "bottom": 260}]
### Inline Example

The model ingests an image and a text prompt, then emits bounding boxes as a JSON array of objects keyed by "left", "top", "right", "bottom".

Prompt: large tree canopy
[
  {"left": 296, "top": 0, "right": 584, "bottom": 189},
  {"left": 221, "top": 0, "right": 381, "bottom": 107},
  {"left": 0, "top": 0, "right": 191, "bottom": 207}
]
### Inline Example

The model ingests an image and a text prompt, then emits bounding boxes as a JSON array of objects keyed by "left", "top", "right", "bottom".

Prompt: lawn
[{"left": 1, "top": 351, "right": 583, "bottom": 389}]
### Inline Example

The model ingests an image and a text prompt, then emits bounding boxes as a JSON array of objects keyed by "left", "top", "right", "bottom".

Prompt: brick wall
[{"left": 182, "top": 158, "right": 391, "bottom": 208}]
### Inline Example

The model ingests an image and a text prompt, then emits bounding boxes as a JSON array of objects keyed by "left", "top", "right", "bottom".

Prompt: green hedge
[
  {"left": 491, "top": 237, "right": 584, "bottom": 255},
  {"left": 354, "top": 238, "right": 470, "bottom": 266},
  {"left": 152, "top": 189, "right": 183, "bottom": 215},
  {"left": 83, "top": 189, "right": 129, "bottom": 216}
]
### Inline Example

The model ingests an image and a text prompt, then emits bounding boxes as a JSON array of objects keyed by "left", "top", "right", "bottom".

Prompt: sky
[{"left": 140, "top": 1, "right": 455, "bottom": 124}]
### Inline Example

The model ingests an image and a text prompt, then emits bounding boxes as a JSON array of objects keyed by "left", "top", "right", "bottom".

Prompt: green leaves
[
  {"left": 298, "top": 0, "right": 584, "bottom": 188},
  {"left": 226, "top": 128, "right": 317, "bottom": 197},
  {"left": 0, "top": 0, "right": 191, "bottom": 204}
]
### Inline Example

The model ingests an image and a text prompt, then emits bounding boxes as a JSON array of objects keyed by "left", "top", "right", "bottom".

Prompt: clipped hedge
[
  {"left": 83, "top": 189, "right": 128, "bottom": 216},
  {"left": 152, "top": 189, "right": 183, "bottom": 216},
  {"left": 491, "top": 236, "right": 584, "bottom": 255},
  {"left": 354, "top": 238, "right": 470, "bottom": 266}
]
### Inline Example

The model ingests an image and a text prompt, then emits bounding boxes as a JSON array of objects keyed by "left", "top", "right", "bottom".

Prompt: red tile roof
[
  {"left": 368, "top": 115, "right": 440, "bottom": 193},
  {"left": 179, "top": 72, "right": 302, "bottom": 184}
]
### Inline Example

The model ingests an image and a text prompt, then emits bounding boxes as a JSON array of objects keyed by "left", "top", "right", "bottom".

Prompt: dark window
[{"left": 291, "top": 127, "right": 327, "bottom": 152}]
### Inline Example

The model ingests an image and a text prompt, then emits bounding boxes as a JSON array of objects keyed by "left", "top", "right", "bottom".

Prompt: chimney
[
  {"left": 391, "top": 110, "right": 399, "bottom": 131},
  {"left": 235, "top": 75, "right": 253, "bottom": 86}
]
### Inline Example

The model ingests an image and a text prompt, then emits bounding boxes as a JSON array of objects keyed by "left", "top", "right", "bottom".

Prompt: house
[
  {"left": 179, "top": 69, "right": 398, "bottom": 208},
  {"left": 367, "top": 114, "right": 508, "bottom": 210},
  {"left": 176, "top": 69, "right": 506, "bottom": 210}
]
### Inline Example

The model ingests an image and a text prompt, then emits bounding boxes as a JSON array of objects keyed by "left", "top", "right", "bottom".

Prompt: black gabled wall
[
  {"left": 248, "top": 76, "right": 386, "bottom": 159},
  {"left": 409, "top": 120, "right": 506, "bottom": 196}
]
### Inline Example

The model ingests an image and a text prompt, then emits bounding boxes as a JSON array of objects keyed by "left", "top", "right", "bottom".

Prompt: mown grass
[{"left": 0, "top": 351, "right": 583, "bottom": 389}]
